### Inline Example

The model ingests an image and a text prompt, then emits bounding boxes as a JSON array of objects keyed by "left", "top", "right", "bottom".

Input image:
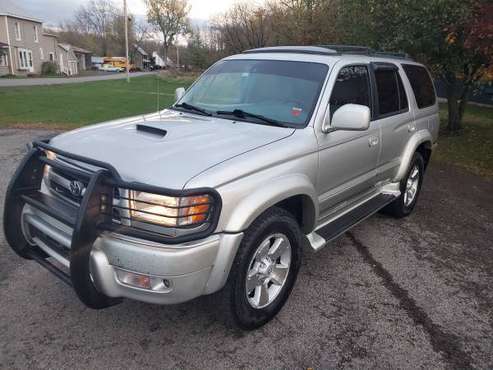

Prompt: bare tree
[
  {"left": 73, "top": 0, "right": 117, "bottom": 55},
  {"left": 210, "top": 0, "right": 339, "bottom": 57},
  {"left": 129, "top": 20, "right": 152, "bottom": 62},
  {"left": 145, "top": 0, "right": 190, "bottom": 66},
  {"left": 212, "top": 3, "right": 272, "bottom": 55},
  {"left": 270, "top": 0, "right": 339, "bottom": 45}
]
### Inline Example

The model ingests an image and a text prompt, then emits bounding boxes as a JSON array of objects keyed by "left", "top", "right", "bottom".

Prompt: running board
[{"left": 307, "top": 193, "right": 397, "bottom": 251}]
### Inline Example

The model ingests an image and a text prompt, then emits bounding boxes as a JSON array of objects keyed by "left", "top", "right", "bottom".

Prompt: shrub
[{"left": 41, "top": 61, "right": 58, "bottom": 76}]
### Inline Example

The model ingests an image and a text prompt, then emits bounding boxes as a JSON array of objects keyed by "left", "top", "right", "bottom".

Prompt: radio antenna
[{"left": 156, "top": 71, "right": 160, "bottom": 113}]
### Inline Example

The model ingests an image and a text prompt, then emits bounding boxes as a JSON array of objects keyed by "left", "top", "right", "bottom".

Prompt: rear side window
[
  {"left": 402, "top": 64, "right": 436, "bottom": 108},
  {"left": 330, "top": 65, "right": 371, "bottom": 117},
  {"left": 374, "top": 67, "right": 408, "bottom": 116}
]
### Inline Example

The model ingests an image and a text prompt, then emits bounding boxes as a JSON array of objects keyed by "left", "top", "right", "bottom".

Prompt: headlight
[{"left": 129, "top": 191, "right": 212, "bottom": 227}]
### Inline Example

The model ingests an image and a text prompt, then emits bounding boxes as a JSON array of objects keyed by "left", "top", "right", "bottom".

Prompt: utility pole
[
  {"left": 176, "top": 45, "right": 180, "bottom": 69},
  {"left": 124, "top": 0, "right": 130, "bottom": 83}
]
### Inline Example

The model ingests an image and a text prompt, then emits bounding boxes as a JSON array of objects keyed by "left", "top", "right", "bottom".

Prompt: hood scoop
[{"left": 136, "top": 124, "right": 167, "bottom": 137}]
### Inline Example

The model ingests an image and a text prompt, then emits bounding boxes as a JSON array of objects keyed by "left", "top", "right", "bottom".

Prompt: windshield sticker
[{"left": 291, "top": 107, "right": 303, "bottom": 117}]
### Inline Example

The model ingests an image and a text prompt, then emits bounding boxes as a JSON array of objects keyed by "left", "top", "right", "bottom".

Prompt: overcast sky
[{"left": 18, "top": 0, "right": 241, "bottom": 26}]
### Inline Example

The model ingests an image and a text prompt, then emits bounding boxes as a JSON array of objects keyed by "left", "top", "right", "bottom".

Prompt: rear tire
[
  {"left": 383, "top": 152, "right": 425, "bottom": 218},
  {"left": 218, "top": 207, "right": 303, "bottom": 330}
]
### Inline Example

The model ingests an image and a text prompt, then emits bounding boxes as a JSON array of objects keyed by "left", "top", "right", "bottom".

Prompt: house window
[
  {"left": 40, "top": 48, "right": 44, "bottom": 60},
  {"left": 34, "top": 25, "right": 39, "bottom": 43},
  {"left": 18, "top": 49, "right": 32, "bottom": 70},
  {"left": 19, "top": 50, "right": 27, "bottom": 69},
  {"left": 15, "top": 22, "right": 21, "bottom": 41},
  {"left": 49, "top": 52, "right": 54, "bottom": 62},
  {"left": 0, "top": 53, "right": 8, "bottom": 67}
]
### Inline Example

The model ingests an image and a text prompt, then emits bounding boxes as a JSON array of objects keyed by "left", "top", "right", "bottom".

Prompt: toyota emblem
[{"left": 69, "top": 180, "right": 84, "bottom": 197}]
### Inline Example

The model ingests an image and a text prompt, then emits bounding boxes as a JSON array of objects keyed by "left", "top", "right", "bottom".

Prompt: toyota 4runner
[{"left": 4, "top": 46, "right": 439, "bottom": 329}]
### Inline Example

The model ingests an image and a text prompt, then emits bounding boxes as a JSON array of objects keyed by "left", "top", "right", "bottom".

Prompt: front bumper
[
  {"left": 23, "top": 207, "right": 242, "bottom": 304},
  {"left": 4, "top": 142, "right": 240, "bottom": 308},
  {"left": 91, "top": 231, "right": 243, "bottom": 304}
]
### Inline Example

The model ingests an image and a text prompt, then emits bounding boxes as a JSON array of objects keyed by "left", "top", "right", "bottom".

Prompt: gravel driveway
[{"left": 1, "top": 129, "right": 492, "bottom": 369}]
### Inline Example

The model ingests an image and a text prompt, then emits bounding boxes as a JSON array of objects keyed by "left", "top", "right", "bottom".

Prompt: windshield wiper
[
  {"left": 174, "top": 102, "right": 212, "bottom": 116},
  {"left": 216, "top": 109, "right": 288, "bottom": 127}
]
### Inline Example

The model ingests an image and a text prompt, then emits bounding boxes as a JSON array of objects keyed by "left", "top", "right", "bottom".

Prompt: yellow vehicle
[{"left": 103, "top": 57, "right": 135, "bottom": 71}]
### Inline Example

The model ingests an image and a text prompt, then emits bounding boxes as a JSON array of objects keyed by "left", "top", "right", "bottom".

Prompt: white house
[{"left": 152, "top": 51, "right": 175, "bottom": 68}]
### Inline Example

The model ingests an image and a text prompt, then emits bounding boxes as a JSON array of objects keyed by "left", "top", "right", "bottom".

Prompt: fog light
[
  {"left": 116, "top": 269, "right": 151, "bottom": 289},
  {"left": 115, "top": 268, "right": 173, "bottom": 292}
]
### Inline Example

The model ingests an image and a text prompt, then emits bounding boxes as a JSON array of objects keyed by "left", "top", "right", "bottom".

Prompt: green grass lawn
[
  {"left": 0, "top": 75, "right": 193, "bottom": 129},
  {"left": 0, "top": 76, "right": 492, "bottom": 177},
  {"left": 434, "top": 103, "right": 493, "bottom": 177}
]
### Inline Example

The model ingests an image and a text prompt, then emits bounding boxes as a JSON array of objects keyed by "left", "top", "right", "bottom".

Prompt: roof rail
[
  {"left": 243, "top": 46, "right": 337, "bottom": 56},
  {"left": 319, "top": 45, "right": 372, "bottom": 54},
  {"left": 372, "top": 51, "right": 412, "bottom": 60},
  {"left": 320, "top": 44, "right": 413, "bottom": 60},
  {"left": 242, "top": 45, "right": 413, "bottom": 61}
]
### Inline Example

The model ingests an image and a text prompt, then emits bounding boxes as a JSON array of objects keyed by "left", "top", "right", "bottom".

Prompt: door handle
[{"left": 368, "top": 136, "right": 379, "bottom": 147}]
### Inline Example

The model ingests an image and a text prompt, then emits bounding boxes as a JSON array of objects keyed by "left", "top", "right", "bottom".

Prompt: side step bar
[{"left": 307, "top": 193, "right": 397, "bottom": 251}]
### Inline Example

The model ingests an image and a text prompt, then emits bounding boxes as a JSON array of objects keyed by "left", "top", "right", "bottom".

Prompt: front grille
[
  {"left": 47, "top": 167, "right": 88, "bottom": 204},
  {"left": 45, "top": 161, "right": 131, "bottom": 226},
  {"left": 48, "top": 178, "right": 84, "bottom": 203}
]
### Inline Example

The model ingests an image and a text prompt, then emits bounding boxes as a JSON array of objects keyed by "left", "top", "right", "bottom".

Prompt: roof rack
[
  {"left": 319, "top": 45, "right": 372, "bottom": 54},
  {"left": 320, "top": 45, "right": 412, "bottom": 60},
  {"left": 243, "top": 46, "right": 337, "bottom": 56},
  {"left": 372, "top": 51, "right": 412, "bottom": 60},
  {"left": 243, "top": 45, "right": 413, "bottom": 61}
]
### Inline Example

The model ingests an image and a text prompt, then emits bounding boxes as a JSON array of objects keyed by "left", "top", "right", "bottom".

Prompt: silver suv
[{"left": 4, "top": 46, "right": 439, "bottom": 329}]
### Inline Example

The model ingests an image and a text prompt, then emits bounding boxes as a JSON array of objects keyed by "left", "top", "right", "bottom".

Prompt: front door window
[{"left": 329, "top": 65, "right": 372, "bottom": 119}]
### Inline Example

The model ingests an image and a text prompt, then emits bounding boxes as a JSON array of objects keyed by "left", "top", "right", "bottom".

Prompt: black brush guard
[{"left": 3, "top": 140, "right": 221, "bottom": 309}]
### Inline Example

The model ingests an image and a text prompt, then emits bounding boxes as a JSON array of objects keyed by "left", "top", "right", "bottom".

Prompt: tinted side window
[
  {"left": 402, "top": 64, "right": 436, "bottom": 108},
  {"left": 375, "top": 69, "right": 399, "bottom": 115},
  {"left": 330, "top": 65, "right": 371, "bottom": 117}
]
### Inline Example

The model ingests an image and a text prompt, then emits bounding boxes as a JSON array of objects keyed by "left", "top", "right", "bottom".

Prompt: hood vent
[{"left": 136, "top": 124, "right": 167, "bottom": 137}]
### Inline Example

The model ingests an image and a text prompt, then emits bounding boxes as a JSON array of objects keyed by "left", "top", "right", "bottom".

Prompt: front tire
[
  {"left": 219, "top": 207, "right": 303, "bottom": 330},
  {"left": 383, "top": 152, "right": 425, "bottom": 218}
]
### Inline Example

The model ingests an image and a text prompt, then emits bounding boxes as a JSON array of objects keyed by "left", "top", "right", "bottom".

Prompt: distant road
[{"left": 0, "top": 72, "right": 156, "bottom": 87}]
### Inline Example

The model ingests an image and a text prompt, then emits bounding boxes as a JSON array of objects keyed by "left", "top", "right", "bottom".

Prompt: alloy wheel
[{"left": 245, "top": 233, "right": 292, "bottom": 309}]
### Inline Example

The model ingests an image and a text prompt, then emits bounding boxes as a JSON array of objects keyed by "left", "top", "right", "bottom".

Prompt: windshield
[{"left": 174, "top": 59, "right": 329, "bottom": 127}]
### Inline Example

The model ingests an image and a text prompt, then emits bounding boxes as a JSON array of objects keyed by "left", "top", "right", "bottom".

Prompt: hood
[{"left": 50, "top": 110, "right": 295, "bottom": 189}]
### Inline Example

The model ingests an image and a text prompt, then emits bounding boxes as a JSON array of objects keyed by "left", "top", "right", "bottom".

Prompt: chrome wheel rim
[
  {"left": 404, "top": 165, "right": 420, "bottom": 207},
  {"left": 245, "top": 233, "right": 292, "bottom": 309}
]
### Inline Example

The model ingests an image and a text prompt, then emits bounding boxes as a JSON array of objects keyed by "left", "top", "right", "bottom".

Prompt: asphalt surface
[
  {"left": 1, "top": 129, "right": 492, "bottom": 369},
  {"left": 0, "top": 72, "right": 156, "bottom": 87}
]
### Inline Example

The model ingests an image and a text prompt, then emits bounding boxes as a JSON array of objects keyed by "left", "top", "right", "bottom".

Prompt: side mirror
[
  {"left": 175, "top": 87, "right": 186, "bottom": 102},
  {"left": 323, "top": 104, "right": 370, "bottom": 132}
]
